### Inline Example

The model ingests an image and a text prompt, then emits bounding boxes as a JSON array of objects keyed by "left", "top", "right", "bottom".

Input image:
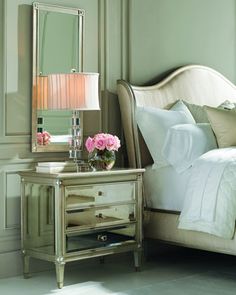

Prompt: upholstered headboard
[{"left": 117, "top": 65, "right": 236, "bottom": 168}]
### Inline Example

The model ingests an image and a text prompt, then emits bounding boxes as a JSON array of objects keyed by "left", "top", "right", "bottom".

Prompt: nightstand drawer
[
  {"left": 66, "top": 224, "right": 136, "bottom": 253},
  {"left": 66, "top": 203, "right": 136, "bottom": 231},
  {"left": 65, "top": 182, "right": 135, "bottom": 209}
]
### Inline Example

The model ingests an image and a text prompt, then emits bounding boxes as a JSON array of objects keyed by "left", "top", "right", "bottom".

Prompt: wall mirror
[{"left": 32, "top": 2, "right": 85, "bottom": 152}]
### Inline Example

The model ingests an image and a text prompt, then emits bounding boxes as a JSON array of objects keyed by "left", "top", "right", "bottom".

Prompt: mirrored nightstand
[{"left": 19, "top": 168, "right": 144, "bottom": 288}]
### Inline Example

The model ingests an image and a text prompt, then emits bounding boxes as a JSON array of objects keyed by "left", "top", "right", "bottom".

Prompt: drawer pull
[
  {"left": 97, "top": 234, "right": 107, "bottom": 242},
  {"left": 98, "top": 191, "right": 103, "bottom": 196}
]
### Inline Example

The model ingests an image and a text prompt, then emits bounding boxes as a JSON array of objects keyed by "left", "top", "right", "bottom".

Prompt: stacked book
[{"left": 36, "top": 162, "right": 77, "bottom": 173}]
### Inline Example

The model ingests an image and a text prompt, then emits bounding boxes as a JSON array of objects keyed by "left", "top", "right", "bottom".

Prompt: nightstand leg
[
  {"left": 55, "top": 262, "right": 65, "bottom": 289},
  {"left": 134, "top": 250, "right": 141, "bottom": 271},
  {"left": 23, "top": 254, "right": 30, "bottom": 278}
]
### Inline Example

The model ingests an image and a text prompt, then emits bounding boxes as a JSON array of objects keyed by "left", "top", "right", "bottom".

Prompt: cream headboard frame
[{"left": 117, "top": 65, "right": 236, "bottom": 168}]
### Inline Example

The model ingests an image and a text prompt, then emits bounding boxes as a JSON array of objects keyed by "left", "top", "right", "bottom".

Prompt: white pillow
[
  {"left": 162, "top": 123, "right": 218, "bottom": 173},
  {"left": 171, "top": 100, "right": 196, "bottom": 122},
  {"left": 136, "top": 100, "right": 195, "bottom": 167}
]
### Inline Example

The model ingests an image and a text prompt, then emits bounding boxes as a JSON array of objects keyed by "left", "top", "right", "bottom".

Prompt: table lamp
[{"left": 39, "top": 72, "right": 100, "bottom": 166}]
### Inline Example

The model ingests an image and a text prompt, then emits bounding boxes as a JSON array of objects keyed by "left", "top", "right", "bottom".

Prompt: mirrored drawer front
[
  {"left": 66, "top": 224, "right": 136, "bottom": 253},
  {"left": 66, "top": 204, "right": 136, "bottom": 230},
  {"left": 65, "top": 182, "right": 135, "bottom": 209}
]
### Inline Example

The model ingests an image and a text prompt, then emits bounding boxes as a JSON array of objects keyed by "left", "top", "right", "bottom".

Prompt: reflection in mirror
[
  {"left": 36, "top": 110, "right": 72, "bottom": 144},
  {"left": 38, "top": 8, "right": 80, "bottom": 75},
  {"left": 32, "top": 2, "right": 85, "bottom": 152}
]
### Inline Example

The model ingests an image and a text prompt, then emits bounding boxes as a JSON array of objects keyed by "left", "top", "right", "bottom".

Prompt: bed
[{"left": 117, "top": 64, "right": 236, "bottom": 255}]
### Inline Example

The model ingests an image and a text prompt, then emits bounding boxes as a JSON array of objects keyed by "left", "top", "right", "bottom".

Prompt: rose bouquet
[{"left": 85, "top": 133, "right": 121, "bottom": 171}]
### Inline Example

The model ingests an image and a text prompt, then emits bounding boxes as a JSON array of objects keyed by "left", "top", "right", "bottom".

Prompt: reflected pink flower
[
  {"left": 37, "top": 131, "right": 51, "bottom": 145},
  {"left": 37, "top": 132, "right": 44, "bottom": 145}
]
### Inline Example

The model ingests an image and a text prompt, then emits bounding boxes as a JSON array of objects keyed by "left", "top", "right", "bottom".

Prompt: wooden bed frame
[{"left": 117, "top": 64, "right": 236, "bottom": 255}]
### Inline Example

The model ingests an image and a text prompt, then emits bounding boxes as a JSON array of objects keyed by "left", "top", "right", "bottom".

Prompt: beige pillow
[{"left": 205, "top": 106, "right": 236, "bottom": 148}]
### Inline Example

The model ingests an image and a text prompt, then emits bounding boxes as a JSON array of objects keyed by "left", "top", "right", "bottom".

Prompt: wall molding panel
[
  {"left": 98, "top": 0, "right": 108, "bottom": 132},
  {"left": 5, "top": 171, "right": 21, "bottom": 230},
  {"left": 121, "top": 0, "right": 129, "bottom": 81},
  {"left": 98, "top": 0, "right": 129, "bottom": 133}
]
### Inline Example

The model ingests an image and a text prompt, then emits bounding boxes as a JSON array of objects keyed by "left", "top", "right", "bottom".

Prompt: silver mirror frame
[{"left": 32, "top": 2, "right": 85, "bottom": 153}]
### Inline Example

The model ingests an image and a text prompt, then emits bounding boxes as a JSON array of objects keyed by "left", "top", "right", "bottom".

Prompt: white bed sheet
[
  {"left": 143, "top": 165, "right": 192, "bottom": 211},
  {"left": 179, "top": 148, "right": 236, "bottom": 239}
]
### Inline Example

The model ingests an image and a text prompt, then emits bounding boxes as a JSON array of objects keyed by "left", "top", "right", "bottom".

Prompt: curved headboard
[{"left": 117, "top": 65, "right": 236, "bottom": 168}]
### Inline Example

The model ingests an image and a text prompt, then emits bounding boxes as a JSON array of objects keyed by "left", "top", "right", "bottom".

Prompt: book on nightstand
[{"left": 36, "top": 162, "right": 77, "bottom": 173}]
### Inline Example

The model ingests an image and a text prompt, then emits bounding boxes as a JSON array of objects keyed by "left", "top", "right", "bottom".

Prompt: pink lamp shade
[{"left": 47, "top": 73, "right": 100, "bottom": 110}]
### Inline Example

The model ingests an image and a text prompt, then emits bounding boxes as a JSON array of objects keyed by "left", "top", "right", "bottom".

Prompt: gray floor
[{"left": 1, "top": 243, "right": 236, "bottom": 295}]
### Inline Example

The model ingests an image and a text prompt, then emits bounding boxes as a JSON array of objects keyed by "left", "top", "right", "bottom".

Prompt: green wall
[
  {"left": 129, "top": 0, "right": 236, "bottom": 85},
  {"left": 1, "top": 0, "right": 236, "bottom": 278}
]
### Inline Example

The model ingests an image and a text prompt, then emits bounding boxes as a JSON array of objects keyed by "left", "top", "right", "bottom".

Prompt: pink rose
[
  {"left": 85, "top": 133, "right": 121, "bottom": 153},
  {"left": 113, "top": 135, "right": 121, "bottom": 151},
  {"left": 94, "top": 133, "right": 107, "bottom": 150},
  {"left": 106, "top": 135, "right": 116, "bottom": 151},
  {"left": 85, "top": 137, "right": 95, "bottom": 153},
  {"left": 37, "top": 131, "right": 51, "bottom": 145},
  {"left": 42, "top": 131, "right": 51, "bottom": 145},
  {"left": 37, "top": 132, "right": 44, "bottom": 145}
]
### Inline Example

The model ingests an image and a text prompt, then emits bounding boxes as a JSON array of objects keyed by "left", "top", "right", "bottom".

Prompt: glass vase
[{"left": 88, "top": 149, "right": 116, "bottom": 171}]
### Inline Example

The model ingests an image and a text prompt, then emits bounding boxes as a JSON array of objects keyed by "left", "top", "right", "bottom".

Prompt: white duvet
[{"left": 178, "top": 147, "right": 236, "bottom": 239}]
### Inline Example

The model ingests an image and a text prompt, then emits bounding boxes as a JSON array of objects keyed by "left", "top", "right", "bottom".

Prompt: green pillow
[{"left": 183, "top": 101, "right": 209, "bottom": 123}]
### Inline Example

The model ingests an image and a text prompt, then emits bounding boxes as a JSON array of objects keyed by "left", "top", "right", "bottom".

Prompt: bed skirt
[{"left": 144, "top": 210, "right": 236, "bottom": 256}]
